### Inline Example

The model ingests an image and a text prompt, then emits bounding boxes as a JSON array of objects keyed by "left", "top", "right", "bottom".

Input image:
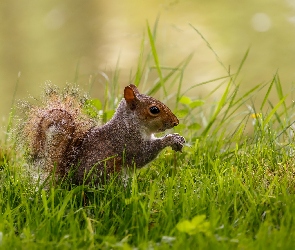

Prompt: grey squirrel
[{"left": 22, "top": 84, "right": 185, "bottom": 184}]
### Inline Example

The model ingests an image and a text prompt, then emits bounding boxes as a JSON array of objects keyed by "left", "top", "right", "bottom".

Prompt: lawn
[{"left": 1, "top": 24, "right": 295, "bottom": 249}]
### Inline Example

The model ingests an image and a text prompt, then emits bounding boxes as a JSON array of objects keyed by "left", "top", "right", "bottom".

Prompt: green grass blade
[
  {"left": 275, "top": 73, "right": 287, "bottom": 112},
  {"left": 5, "top": 72, "right": 21, "bottom": 143},
  {"left": 134, "top": 34, "right": 147, "bottom": 86},
  {"left": 181, "top": 75, "right": 232, "bottom": 97},
  {"left": 201, "top": 80, "right": 232, "bottom": 136},
  {"left": 233, "top": 48, "right": 250, "bottom": 82},
  {"left": 189, "top": 23, "right": 228, "bottom": 74},
  {"left": 146, "top": 54, "right": 193, "bottom": 96},
  {"left": 260, "top": 76, "right": 275, "bottom": 110},
  {"left": 146, "top": 21, "right": 166, "bottom": 95},
  {"left": 264, "top": 96, "right": 287, "bottom": 125}
]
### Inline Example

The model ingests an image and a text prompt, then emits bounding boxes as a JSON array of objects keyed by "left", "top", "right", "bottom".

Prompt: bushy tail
[{"left": 22, "top": 84, "right": 95, "bottom": 178}]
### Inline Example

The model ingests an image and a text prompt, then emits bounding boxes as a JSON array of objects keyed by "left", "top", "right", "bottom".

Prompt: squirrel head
[{"left": 124, "top": 84, "right": 179, "bottom": 133}]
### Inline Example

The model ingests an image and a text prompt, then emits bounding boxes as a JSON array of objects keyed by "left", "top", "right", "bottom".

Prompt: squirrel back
[{"left": 22, "top": 84, "right": 185, "bottom": 184}]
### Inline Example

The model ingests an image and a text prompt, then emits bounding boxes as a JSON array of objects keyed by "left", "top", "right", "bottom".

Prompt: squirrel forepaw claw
[{"left": 165, "top": 133, "right": 185, "bottom": 152}]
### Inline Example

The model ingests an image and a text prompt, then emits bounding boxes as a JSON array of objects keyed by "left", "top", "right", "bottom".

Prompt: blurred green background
[{"left": 1, "top": 0, "right": 295, "bottom": 126}]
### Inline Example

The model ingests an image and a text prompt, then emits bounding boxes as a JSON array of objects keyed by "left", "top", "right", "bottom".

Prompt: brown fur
[{"left": 22, "top": 84, "right": 185, "bottom": 184}]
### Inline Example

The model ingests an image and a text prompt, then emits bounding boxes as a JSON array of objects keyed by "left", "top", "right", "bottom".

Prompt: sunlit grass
[{"left": 1, "top": 23, "right": 295, "bottom": 249}]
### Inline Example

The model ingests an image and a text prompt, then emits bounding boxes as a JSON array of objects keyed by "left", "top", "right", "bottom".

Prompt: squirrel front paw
[{"left": 164, "top": 133, "right": 185, "bottom": 152}]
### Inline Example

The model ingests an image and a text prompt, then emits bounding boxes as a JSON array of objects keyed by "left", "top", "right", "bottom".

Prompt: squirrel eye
[{"left": 149, "top": 106, "right": 160, "bottom": 115}]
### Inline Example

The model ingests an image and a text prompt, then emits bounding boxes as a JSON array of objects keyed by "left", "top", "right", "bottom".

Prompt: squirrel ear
[
  {"left": 126, "top": 84, "right": 140, "bottom": 95},
  {"left": 124, "top": 84, "right": 139, "bottom": 110}
]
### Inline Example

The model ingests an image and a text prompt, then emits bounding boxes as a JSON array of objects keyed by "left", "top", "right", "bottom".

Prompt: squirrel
[{"left": 22, "top": 84, "right": 185, "bottom": 185}]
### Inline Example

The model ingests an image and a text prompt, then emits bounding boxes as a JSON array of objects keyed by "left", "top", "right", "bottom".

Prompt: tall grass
[{"left": 1, "top": 22, "right": 295, "bottom": 249}]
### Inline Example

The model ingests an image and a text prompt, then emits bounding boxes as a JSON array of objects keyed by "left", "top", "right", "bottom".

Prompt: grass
[{"left": 1, "top": 22, "right": 295, "bottom": 249}]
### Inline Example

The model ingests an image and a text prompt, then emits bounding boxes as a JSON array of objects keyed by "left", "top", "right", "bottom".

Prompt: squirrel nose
[{"left": 172, "top": 118, "right": 179, "bottom": 127}]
